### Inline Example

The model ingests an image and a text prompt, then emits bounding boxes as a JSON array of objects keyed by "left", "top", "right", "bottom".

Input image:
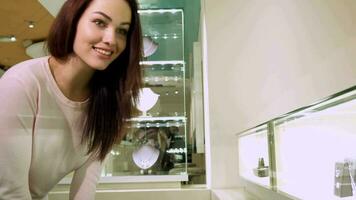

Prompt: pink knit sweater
[{"left": 0, "top": 57, "right": 101, "bottom": 200}]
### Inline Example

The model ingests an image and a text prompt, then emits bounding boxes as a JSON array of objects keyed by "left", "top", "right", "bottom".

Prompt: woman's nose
[{"left": 102, "top": 29, "right": 116, "bottom": 46}]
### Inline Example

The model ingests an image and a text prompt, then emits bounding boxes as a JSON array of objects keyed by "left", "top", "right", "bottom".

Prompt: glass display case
[
  {"left": 100, "top": 9, "right": 188, "bottom": 182},
  {"left": 274, "top": 90, "right": 356, "bottom": 200},
  {"left": 238, "top": 86, "right": 356, "bottom": 199},
  {"left": 238, "top": 125, "right": 270, "bottom": 187}
]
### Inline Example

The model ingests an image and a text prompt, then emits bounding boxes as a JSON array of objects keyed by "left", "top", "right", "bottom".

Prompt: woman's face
[{"left": 73, "top": 0, "right": 131, "bottom": 70}]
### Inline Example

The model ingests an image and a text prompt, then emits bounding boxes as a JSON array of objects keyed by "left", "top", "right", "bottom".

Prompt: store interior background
[
  {"left": 204, "top": 0, "right": 356, "bottom": 199},
  {"left": 1, "top": 0, "right": 356, "bottom": 199}
]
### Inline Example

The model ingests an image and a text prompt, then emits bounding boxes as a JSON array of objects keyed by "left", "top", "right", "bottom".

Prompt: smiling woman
[
  {"left": 72, "top": 0, "right": 132, "bottom": 70},
  {"left": 0, "top": 0, "right": 142, "bottom": 199}
]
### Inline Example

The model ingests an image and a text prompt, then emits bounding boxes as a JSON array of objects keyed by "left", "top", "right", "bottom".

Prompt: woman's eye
[
  {"left": 116, "top": 28, "right": 128, "bottom": 36},
  {"left": 93, "top": 19, "right": 106, "bottom": 27}
]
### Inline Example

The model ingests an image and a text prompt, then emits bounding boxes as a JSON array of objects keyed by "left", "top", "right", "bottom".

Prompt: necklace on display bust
[{"left": 132, "top": 144, "right": 160, "bottom": 170}]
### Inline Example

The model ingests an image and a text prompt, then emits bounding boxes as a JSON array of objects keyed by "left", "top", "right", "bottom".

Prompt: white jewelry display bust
[
  {"left": 132, "top": 142, "right": 160, "bottom": 170},
  {"left": 136, "top": 87, "right": 160, "bottom": 116}
]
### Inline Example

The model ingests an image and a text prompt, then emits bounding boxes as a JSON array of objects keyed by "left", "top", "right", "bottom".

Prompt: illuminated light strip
[
  {"left": 144, "top": 76, "right": 182, "bottom": 82},
  {"left": 138, "top": 9, "right": 183, "bottom": 14},
  {"left": 139, "top": 60, "right": 185, "bottom": 65},
  {"left": 166, "top": 148, "right": 187, "bottom": 154},
  {"left": 128, "top": 116, "right": 186, "bottom": 122},
  {"left": 129, "top": 121, "right": 185, "bottom": 128}
]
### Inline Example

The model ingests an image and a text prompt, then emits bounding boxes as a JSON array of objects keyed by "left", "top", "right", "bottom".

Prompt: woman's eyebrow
[
  {"left": 93, "top": 11, "right": 112, "bottom": 21},
  {"left": 93, "top": 11, "right": 131, "bottom": 26}
]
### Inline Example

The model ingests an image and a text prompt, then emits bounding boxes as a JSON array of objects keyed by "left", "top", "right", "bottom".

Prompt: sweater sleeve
[
  {"left": 69, "top": 156, "right": 103, "bottom": 200},
  {"left": 0, "top": 74, "right": 37, "bottom": 199}
]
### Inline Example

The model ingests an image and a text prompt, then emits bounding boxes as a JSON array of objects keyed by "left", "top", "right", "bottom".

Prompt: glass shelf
[
  {"left": 139, "top": 9, "right": 183, "bottom": 61},
  {"left": 140, "top": 60, "right": 185, "bottom": 65},
  {"left": 142, "top": 61, "right": 185, "bottom": 88},
  {"left": 127, "top": 117, "right": 186, "bottom": 129},
  {"left": 128, "top": 116, "right": 186, "bottom": 122}
]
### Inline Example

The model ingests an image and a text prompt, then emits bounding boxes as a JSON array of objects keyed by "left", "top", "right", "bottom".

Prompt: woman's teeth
[{"left": 94, "top": 47, "right": 113, "bottom": 56}]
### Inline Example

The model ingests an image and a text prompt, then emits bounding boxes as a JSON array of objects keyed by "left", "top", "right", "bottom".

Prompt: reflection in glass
[
  {"left": 239, "top": 126, "right": 270, "bottom": 187},
  {"left": 102, "top": 120, "right": 187, "bottom": 177}
]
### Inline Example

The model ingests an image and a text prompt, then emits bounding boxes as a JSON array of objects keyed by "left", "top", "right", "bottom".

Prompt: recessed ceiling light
[
  {"left": 10, "top": 36, "right": 16, "bottom": 42},
  {"left": 28, "top": 21, "right": 35, "bottom": 28}
]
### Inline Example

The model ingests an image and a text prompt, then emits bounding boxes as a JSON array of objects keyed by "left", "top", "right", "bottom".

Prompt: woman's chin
[
  {"left": 86, "top": 60, "right": 111, "bottom": 71},
  {"left": 92, "top": 65, "right": 109, "bottom": 71}
]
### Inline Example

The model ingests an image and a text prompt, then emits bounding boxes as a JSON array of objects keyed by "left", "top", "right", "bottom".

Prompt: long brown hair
[{"left": 47, "top": 0, "right": 142, "bottom": 161}]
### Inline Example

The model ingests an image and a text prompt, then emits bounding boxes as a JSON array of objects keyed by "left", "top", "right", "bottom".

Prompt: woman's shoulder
[
  {"left": 2, "top": 57, "right": 50, "bottom": 84},
  {"left": 0, "top": 56, "right": 49, "bottom": 92},
  {"left": 4, "top": 56, "right": 49, "bottom": 78}
]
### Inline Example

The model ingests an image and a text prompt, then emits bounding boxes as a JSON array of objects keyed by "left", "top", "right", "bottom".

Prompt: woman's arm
[
  {"left": 69, "top": 155, "right": 102, "bottom": 200},
  {"left": 0, "top": 74, "right": 37, "bottom": 199}
]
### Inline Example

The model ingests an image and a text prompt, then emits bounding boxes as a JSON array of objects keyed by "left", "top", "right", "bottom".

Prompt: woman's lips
[{"left": 93, "top": 46, "right": 113, "bottom": 57}]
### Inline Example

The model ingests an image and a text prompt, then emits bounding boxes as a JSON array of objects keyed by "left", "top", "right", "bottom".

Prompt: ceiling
[{"left": 0, "top": 0, "right": 54, "bottom": 68}]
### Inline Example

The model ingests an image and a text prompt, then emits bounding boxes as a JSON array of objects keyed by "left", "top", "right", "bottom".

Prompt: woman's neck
[{"left": 49, "top": 56, "right": 95, "bottom": 102}]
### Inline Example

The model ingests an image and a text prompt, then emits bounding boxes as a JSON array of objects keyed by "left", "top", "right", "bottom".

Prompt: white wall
[{"left": 203, "top": 0, "right": 356, "bottom": 189}]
